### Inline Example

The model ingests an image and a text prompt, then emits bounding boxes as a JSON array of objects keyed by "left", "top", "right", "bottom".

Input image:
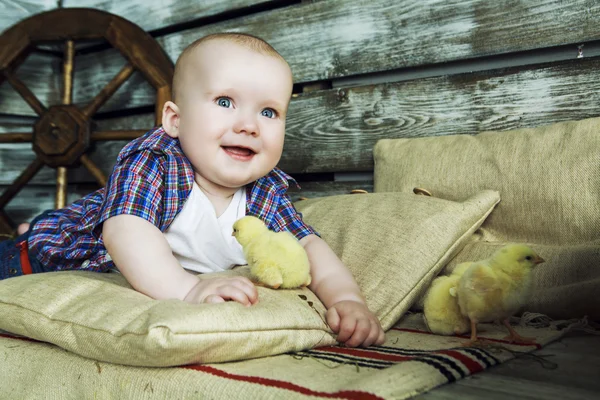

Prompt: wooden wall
[{"left": 1, "top": 0, "right": 600, "bottom": 223}]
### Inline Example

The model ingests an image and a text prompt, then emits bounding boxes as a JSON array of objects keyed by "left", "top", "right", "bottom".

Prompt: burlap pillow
[
  {"left": 0, "top": 191, "right": 499, "bottom": 367},
  {"left": 295, "top": 191, "right": 499, "bottom": 329},
  {"left": 374, "top": 117, "right": 600, "bottom": 245},
  {"left": 374, "top": 117, "right": 600, "bottom": 319},
  {"left": 0, "top": 268, "right": 333, "bottom": 367}
]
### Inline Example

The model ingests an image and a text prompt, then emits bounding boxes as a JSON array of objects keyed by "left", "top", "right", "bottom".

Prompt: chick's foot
[
  {"left": 502, "top": 319, "right": 536, "bottom": 344},
  {"left": 460, "top": 319, "right": 490, "bottom": 347},
  {"left": 460, "top": 338, "right": 492, "bottom": 348}
]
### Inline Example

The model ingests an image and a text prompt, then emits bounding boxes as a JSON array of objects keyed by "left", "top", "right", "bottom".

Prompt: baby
[{"left": 0, "top": 33, "right": 384, "bottom": 348}]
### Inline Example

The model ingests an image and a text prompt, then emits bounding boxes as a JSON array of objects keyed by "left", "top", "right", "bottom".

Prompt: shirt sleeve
[
  {"left": 97, "top": 149, "right": 165, "bottom": 228},
  {"left": 271, "top": 193, "right": 320, "bottom": 240}
]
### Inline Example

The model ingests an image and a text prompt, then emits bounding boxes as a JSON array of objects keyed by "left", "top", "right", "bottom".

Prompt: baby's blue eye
[
  {"left": 217, "top": 97, "right": 231, "bottom": 108},
  {"left": 261, "top": 108, "right": 276, "bottom": 118}
]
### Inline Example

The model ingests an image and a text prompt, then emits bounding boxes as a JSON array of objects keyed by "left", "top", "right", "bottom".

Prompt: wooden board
[
  {"left": 4, "top": 0, "right": 599, "bottom": 116},
  {"left": 61, "top": 0, "right": 281, "bottom": 33},
  {"left": 2, "top": 56, "right": 600, "bottom": 183},
  {"left": 2, "top": 184, "right": 92, "bottom": 224},
  {"left": 0, "top": 52, "right": 61, "bottom": 116},
  {"left": 0, "top": 179, "right": 374, "bottom": 220},
  {"left": 288, "top": 180, "right": 374, "bottom": 202},
  {"left": 0, "top": 0, "right": 57, "bottom": 33}
]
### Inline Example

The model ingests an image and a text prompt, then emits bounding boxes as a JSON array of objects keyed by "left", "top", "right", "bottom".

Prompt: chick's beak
[
  {"left": 534, "top": 256, "right": 545, "bottom": 265},
  {"left": 232, "top": 231, "right": 236, "bottom": 237}
]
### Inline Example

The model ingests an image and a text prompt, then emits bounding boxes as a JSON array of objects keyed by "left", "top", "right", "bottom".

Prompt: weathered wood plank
[
  {"left": 280, "top": 57, "right": 600, "bottom": 173},
  {"left": 0, "top": 0, "right": 57, "bottom": 33},
  {"left": 0, "top": 140, "right": 126, "bottom": 185},
  {"left": 289, "top": 180, "right": 373, "bottom": 202},
  {"left": 0, "top": 179, "right": 373, "bottom": 221},
  {"left": 0, "top": 114, "right": 34, "bottom": 133},
  {"left": 2, "top": 56, "right": 600, "bottom": 181},
  {"left": 61, "top": 0, "right": 283, "bottom": 33},
  {"left": 8, "top": 0, "right": 597, "bottom": 116},
  {"left": 0, "top": 114, "right": 142, "bottom": 185},
  {"left": 2, "top": 184, "right": 92, "bottom": 224},
  {"left": 0, "top": 52, "right": 61, "bottom": 116}
]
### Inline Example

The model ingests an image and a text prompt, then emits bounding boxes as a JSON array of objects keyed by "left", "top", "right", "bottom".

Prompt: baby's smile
[{"left": 222, "top": 146, "right": 256, "bottom": 161}]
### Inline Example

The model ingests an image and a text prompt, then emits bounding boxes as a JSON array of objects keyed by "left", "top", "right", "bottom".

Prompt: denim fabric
[{"left": 0, "top": 210, "right": 52, "bottom": 280}]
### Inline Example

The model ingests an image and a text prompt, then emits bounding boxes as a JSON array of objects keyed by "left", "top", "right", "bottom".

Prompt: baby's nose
[{"left": 233, "top": 113, "right": 259, "bottom": 136}]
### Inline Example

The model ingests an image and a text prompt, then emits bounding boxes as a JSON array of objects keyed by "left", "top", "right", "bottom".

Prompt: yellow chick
[
  {"left": 232, "top": 216, "right": 311, "bottom": 289},
  {"left": 423, "top": 262, "right": 472, "bottom": 336},
  {"left": 456, "top": 244, "right": 545, "bottom": 345}
]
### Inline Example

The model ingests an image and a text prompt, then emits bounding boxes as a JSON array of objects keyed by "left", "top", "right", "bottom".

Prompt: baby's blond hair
[{"left": 172, "top": 33, "right": 287, "bottom": 103}]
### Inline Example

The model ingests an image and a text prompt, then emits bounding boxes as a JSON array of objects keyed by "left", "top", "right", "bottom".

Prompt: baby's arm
[
  {"left": 103, "top": 214, "right": 257, "bottom": 305},
  {"left": 300, "top": 234, "right": 385, "bottom": 347}
]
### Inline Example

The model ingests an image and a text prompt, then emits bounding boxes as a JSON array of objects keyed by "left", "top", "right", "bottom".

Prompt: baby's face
[{"left": 173, "top": 40, "right": 293, "bottom": 193}]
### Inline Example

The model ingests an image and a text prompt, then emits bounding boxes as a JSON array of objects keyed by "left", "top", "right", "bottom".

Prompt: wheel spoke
[
  {"left": 55, "top": 166, "right": 68, "bottom": 209},
  {"left": 2, "top": 70, "right": 46, "bottom": 115},
  {"left": 0, "top": 157, "right": 44, "bottom": 209},
  {"left": 62, "top": 40, "right": 75, "bottom": 105},
  {"left": 52, "top": 40, "right": 75, "bottom": 210},
  {"left": 82, "top": 63, "right": 136, "bottom": 118},
  {"left": 0, "top": 131, "right": 33, "bottom": 143},
  {"left": 91, "top": 129, "right": 147, "bottom": 141},
  {"left": 79, "top": 154, "right": 107, "bottom": 187}
]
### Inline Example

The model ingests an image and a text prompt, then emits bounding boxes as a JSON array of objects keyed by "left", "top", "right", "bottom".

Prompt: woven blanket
[{"left": 0, "top": 313, "right": 565, "bottom": 399}]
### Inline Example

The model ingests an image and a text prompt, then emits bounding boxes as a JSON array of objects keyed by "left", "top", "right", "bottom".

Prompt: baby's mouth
[{"left": 222, "top": 146, "right": 256, "bottom": 161}]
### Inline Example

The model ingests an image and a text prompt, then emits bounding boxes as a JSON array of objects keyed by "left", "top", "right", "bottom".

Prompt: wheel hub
[{"left": 32, "top": 105, "right": 90, "bottom": 167}]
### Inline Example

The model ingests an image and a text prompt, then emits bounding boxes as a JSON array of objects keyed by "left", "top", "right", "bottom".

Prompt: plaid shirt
[{"left": 28, "top": 127, "right": 317, "bottom": 272}]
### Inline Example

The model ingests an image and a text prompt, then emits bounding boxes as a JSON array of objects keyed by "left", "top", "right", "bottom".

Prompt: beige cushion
[
  {"left": 374, "top": 116, "right": 600, "bottom": 245},
  {"left": 295, "top": 191, "right": 499, "bottom": 329},
  {"left": 374, "top": 117, "right": 600, "bottom": 319},
  {"left": 0, "top": 269, "right": 334, "bottom": 367},
  {"left": 0, "top": 191, "right": 499, "bottom": 367}
]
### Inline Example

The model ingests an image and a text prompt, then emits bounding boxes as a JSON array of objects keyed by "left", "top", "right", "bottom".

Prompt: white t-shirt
[{"left": 164, "top": 183, "right": 247, "bottom": 273}]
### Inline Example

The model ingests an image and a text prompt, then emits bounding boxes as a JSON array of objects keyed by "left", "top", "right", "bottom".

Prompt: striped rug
[{"left": 0, "top": 313, "right": 565, "bottom": 399}]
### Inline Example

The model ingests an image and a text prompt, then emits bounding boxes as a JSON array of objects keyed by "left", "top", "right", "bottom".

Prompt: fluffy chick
[
  {"left": 232, "top": 216, "right": 311, "bottom": 289},
  {"left": 423, "top": 262, "right": 472, "bottom": 336},
  {"left": 456, "top": 244, "right": 544, "bottom": 345}
]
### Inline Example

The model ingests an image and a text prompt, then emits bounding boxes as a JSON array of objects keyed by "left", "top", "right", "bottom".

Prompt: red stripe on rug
[
  {"left": 392, "top": 327, "right": 542, "bottom": 349},
  {"left": 434, "top": 349, "right": 484, "bottom": 374},
  {"left": 183, "top": 365, "right": 384, "bottom": 400}
]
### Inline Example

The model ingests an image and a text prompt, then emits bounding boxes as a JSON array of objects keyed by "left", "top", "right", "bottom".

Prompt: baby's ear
[{"left": 162, "top": 101, "right": 181, "bottom": 138}]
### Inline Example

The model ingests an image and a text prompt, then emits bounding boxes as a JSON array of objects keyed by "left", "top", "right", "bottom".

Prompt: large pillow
[
  {"left": 0, "top": 190, "right": 499, "bottom": 367},
  {"left": 0, "top": 269, "right": 332, "bottom": 367},
  {"left": 374, "top": 117, "right": 600, "bottom": 319},
  {"left": 374, "top": 116, "right": 600, "bottom": 245},
  {"left": 295, "top": 191, "right": 499, "bottom": 329}
]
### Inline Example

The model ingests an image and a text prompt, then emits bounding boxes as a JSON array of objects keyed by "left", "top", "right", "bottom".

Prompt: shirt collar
[{"left": 262, "top": 167, "right": 300, "bottom": 194}]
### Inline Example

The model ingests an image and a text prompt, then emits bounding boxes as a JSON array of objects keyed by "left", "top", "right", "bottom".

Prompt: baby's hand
[
  {"left": 184, "top": 276, "right": 258, "bottom": 307},
  {"left": 326, "top": 300, "right": 385, "bottom": 347}
]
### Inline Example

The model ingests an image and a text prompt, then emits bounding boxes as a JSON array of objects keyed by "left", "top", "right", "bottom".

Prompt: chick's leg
[
  {"left": 461, "top": 319, "right": 484, "bottom": 347},
  {"left": 502, "top": 319, "right": 536, "bottom": 344}
]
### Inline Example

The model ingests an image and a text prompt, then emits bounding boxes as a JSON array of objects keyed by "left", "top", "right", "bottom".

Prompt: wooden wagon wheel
[{"left": 0, "top": 8, "right": 173, "bottom": 235}]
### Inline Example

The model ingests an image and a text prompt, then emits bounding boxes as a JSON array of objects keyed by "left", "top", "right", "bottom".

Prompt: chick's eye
[
  {"left": 525, "top": 256, "right": 532, "bottom": 261},
  {"left": 261, "top": 108, "right": 276, "bottom": 119},
  {"left": 216, "top": 97, "right": 232, "bottom": 108}
]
